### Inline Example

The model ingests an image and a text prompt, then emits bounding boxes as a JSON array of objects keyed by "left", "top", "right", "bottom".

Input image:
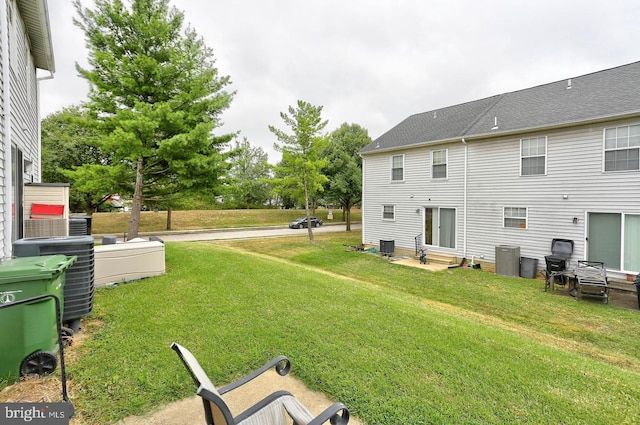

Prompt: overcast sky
[{"left": 40, "top": 0, "right": 640, "bottom": 162}]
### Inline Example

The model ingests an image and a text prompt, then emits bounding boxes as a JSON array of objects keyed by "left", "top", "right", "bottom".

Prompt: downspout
[
  {"left": 360, "top": 154, "right": 366, "bottom": 245},
  {"left": 1, "top": 0, "right": 12, "bottom": 257},
  {"left": 36, "top": 71, "right": 54, "bottom": 182},
  {"left": 461, "top": 138, "right": 468, "bottom": 258}
]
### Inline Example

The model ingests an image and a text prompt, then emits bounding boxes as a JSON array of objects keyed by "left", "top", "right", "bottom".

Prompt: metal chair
[
  {"left": 575, "top": 261, "right": 609, "bottom": 303},
  {"left": 170, "top": 342, "right": 350, "bottom": 425}
]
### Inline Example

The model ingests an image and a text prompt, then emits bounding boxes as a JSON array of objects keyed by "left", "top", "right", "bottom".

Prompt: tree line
[{"left": 44, "top": 0, "right": 371, "bottom": 238}]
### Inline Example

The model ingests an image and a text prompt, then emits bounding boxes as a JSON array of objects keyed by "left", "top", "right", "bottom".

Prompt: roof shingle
[{"left": 361, "top": 61, "right": 640, "bottom": 154}]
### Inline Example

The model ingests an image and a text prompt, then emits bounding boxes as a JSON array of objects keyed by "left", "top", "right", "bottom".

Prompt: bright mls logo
[{"left": 1, "top": 403, "right": 74, "bottom": 424}]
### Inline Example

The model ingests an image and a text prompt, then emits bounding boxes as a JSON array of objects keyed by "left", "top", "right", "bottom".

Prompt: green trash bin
[{"left": 0, "top": 255, "right": 76, "bottom": 383}]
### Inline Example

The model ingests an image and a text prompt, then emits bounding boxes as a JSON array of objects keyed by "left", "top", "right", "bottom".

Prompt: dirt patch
[
  {"left": 606, "top": 288, "right": 639, "bottom": 310},
  {"left": 0, "top": 374, "right": 65, "bottom": 403},
  {"left": 0, "top": 319, "right": 102, "bottom": 424}
]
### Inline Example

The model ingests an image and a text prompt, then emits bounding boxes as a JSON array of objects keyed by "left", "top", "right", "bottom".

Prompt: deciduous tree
[
  {"left": 227, "top": 138, "right": 273, "bottom": 208},
  {"left": 269, "top": 100, "right": 328, "bottom": 241},
  {"left": 323, "top": 123, "right": 371, "bottom": 230},
  {"left": 41, "top": 106, "right": 120, "bottom": 213}
]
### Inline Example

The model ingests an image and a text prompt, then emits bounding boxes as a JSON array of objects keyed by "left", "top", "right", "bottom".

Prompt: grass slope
[
  {"left": 90, "top": 209, "right": 361, "bottom": 234},
  {"left": 63, "top": 233, "right": 640, "bottom": 424}
]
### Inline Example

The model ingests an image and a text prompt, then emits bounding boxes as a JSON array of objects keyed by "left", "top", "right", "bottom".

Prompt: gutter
[
  {"left": 36, "top": 71, "right": 54, "bottom": 182},
  {"left": 361, "top": 158, "right": 367, "bottom": 245}
]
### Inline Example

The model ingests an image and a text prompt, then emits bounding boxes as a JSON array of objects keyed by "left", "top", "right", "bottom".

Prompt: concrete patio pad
[{"left": 390, "top": 256, "right": 451, "bottom": 272}]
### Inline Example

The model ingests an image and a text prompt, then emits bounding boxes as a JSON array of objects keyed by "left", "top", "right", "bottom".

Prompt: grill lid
[{"left": 550, "top": 239, "right": 574, "bottom": 259}]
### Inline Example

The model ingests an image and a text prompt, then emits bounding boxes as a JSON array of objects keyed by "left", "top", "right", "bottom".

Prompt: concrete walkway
[
  {"left": 115, "top": 223, "right": 364, "bottom": 425},
  {"left": 119, "top": 369, "right": 362, "bottom": 425}
]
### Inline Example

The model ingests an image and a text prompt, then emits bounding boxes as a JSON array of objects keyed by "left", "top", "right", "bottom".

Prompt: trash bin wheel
[
  {"left": 21, "top": 350, "right": 58, "bottom": 377},
  {"left": 61, "top": 326, "right": 75, "bottom": 347}
]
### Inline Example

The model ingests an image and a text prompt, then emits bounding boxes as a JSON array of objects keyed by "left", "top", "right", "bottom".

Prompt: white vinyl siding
[
  {"left": 362, "top": 122, "right": 640, "bottom": 277},
  {"left": 431, "top": 149, "right": 447, "bottom": 179},
  {"left": 361, "top": 144, "right": 465, "bottom": 254},
  {"left": 0, "top": 1, "right": 44, "bottom": 255},
  {"left": 504, "top": 207, "right": 527, "bottom": 229},
  {"left": 391, "top": 154, "right": 404, "bottom": 181},
  {"left": 8, "top": 3, "right": 40, "bottom": 172},
  {"left": 520, "top": 136, "right": 546, "bottom": 175},
  {"left": 461, "top": 121, "right": 640, "bottom": 274},
  {"left": 604, "top": 124, "right": 640, "bottom": 172}
]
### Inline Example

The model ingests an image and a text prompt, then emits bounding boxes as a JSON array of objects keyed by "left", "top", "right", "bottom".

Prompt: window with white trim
[
  {"left": 521, "top": 137, "right": 546, "bottom": 175},
  {"left": 431, "top": 149, "right": 447, "bottom": 178},
  {"left": 604, "top": 124, "right": 640, "bottom": 172},
  {"left": 504, "top": 207, "right": 527, "bottom": 229},
  {"left": 382, "top": 205, "right": 395, "bottom": 220},
  {"left": 391, "top": 155, "right": 404, "bottom": 181}
]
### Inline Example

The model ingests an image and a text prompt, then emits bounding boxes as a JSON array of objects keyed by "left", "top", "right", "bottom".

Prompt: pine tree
[{"left": 74, "top": 0, "right": 234, "bottom": 237}]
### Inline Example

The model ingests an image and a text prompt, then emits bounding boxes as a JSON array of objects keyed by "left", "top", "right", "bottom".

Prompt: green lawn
[
  {"left": 90, "top": 208, "right": 361, "bottom": 234},
  {"left": 35, "top": 232, "right": 640, "bottom": 423}
]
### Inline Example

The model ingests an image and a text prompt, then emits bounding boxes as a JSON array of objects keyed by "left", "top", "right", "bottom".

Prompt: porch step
[{"left": 415, "top": 251, "right": 458, "bottom": 265}]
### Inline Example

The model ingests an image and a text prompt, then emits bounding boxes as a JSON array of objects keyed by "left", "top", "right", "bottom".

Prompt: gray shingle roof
[{"left": 361, "top": 61, "right": 640, "bottom": 154}]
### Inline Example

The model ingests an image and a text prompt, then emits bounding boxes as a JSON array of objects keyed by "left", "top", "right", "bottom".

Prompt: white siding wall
[
  {"left": 466, "top": 118, "right": 640, "bottom": 273},
  {"left": 0, "top": 0, "right": 41, "bottom": 254},
  {"left": 363, "top": 118, "right": 640, "bottom": 275},
  {"left": 0, "top": 5, "right": 5, "bottom": 252},
  {"left": 362, "top": 142, "right": 465, "bottom": 255},
  {"left": 10, "top": 4, "right": 39, "bottom": 177}
]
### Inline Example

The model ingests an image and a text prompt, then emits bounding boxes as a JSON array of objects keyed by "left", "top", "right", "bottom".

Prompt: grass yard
[
  {"left": 90, "top": 208, "right": 361, "bottom": 235},
  {"left": 3, "top": 231, "right": 640, "bottom": 424}
]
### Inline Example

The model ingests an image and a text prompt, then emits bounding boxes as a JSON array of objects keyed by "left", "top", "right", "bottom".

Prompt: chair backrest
[
  {"left": 171, "top": 342, "right": 235, "bottom": 425},
  {"left": 576, "top": 261, "right": 607, "bottom": 286}
]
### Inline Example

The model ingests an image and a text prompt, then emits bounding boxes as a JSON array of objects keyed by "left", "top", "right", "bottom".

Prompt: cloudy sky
[{"left": 41, "top": 0, "right": 640, "bottom": 162}]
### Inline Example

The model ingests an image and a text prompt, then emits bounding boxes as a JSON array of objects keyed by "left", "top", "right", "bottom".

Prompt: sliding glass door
[
  {"left": 424, "top": 207, "right": 456, "bottom": 249},
  {"left": 588, "top": 212, "right": 640, "bottom": 272},
  {"left": 624, "top": 215, "right": 640, "bottom": 271},
  {"left": 11, "top": 145, "right": 24, "bottom": 241}
]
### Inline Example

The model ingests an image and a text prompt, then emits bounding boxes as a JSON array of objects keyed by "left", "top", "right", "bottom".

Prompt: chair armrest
[
  {"left": 307, "top": 402, "right": 350, "bottom": 425},
  {"left": 218, "top": 355, "right": 291, "bottom": 395},
  {"left": 232, "top": 391, "right": 350, "bottom": 425}
]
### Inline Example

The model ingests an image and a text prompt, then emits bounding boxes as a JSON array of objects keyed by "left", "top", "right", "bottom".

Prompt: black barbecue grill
[{"left": 544, "top": 239, "right": 574, "bottom": 290}]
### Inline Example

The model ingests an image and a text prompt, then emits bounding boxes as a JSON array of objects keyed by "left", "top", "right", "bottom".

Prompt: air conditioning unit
[
  {"left": 380, "top": 240, "right": 395, "bottom": 257},
  {"left": 23, "top": 219, "right": 68, "bottom": 237},
  {"left": 495, "top": 245, "right": 520, "bottom": 277},
  {"left": 13, "top": 236, "right": 95, "bottom": 331}
]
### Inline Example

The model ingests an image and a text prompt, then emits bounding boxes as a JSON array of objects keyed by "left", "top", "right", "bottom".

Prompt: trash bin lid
[{"left": 0, "top": 255, "right": 77, "bottom": 284}]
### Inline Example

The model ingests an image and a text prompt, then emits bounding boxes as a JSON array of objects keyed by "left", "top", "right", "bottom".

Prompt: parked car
[{"left": 289, "top": 216, "right": 323, "bottom": 229}]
